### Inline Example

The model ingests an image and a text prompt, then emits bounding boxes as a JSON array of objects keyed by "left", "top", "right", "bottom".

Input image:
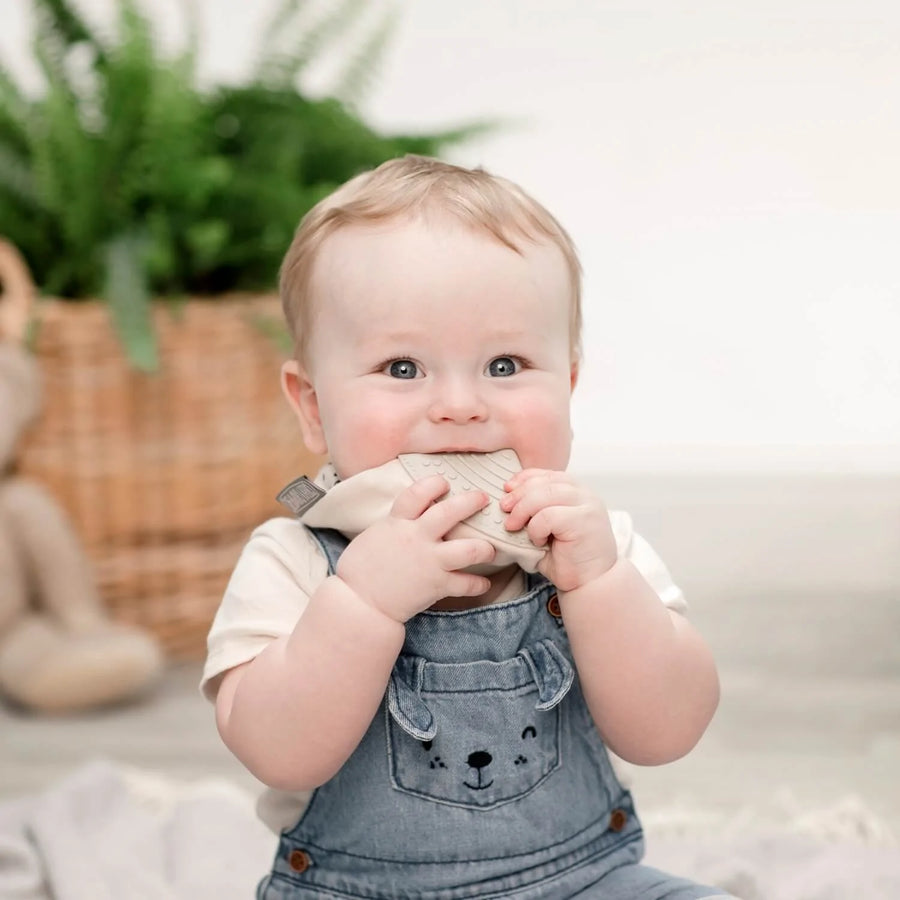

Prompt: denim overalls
[{"left": 258, "top": 528, "right": 724, "bottom": 900}]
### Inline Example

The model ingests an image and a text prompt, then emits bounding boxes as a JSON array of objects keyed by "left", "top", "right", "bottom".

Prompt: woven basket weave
[{"left": 0, "top": 239, "right": 322, "bottom": 658}]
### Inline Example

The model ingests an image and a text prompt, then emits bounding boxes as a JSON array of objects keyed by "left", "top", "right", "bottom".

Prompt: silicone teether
[{"left": 398, "top": 449, "right": 543, "bottom": 557}]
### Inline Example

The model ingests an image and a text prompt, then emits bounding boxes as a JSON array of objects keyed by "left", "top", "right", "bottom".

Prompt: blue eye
[
  {"left": 486, "top": 356, "right": 520, "bottom": 377},
  {"left": 387, "top": 359, "right": 419, "bottom": 379}
]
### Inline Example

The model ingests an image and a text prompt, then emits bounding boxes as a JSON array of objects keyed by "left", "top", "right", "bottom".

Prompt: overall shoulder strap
[{"left": 305, "top": 527, "right": 350, "bottom": 575}]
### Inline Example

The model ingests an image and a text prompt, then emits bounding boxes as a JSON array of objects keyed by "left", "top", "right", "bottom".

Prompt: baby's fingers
[
  {"left": 502, "top": 479, "right": 582, "bottom": 532},
  {"left": 440, "top": 537, "right": 496, "bottom": 574},
  {"left": 503, "top": 467, "right": 555, "bottom": 491},
  {"left": 444, "top": 569, "right": 492, "bottom": 598},
  {"left": 391, "top": 475, "right": 450, "bottom": 519},
  {"left": 420, "top": 487, "right": 490, "bottom": 538}
]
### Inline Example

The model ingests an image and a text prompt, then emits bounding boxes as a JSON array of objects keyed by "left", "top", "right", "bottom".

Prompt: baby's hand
[
  {"left": 500, "top": 469, "right": 617, "bottom": 593},
  {"left": 336, "top": 475, "right": 496, "bottom": 622}
]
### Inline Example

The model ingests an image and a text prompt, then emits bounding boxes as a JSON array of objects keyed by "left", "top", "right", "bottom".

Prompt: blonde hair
[{"left": 279, "top": 155, "right": 582, "bottom": 363}]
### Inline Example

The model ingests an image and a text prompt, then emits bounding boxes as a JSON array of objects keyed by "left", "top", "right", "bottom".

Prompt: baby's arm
[
  {"left": 502, "top": 470, "right": 719, "bottom": 766},
  {"left": 215, "top": 475, "right": 494, "bottom": 791}
]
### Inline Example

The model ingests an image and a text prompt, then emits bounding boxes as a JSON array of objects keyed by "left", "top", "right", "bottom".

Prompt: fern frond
[
  {"left": 259, "top": 0, "right": 367, "bottom": 88},
  {"left": 172, "top": 0, "right": 201, "bottom": 83},
  {"left": 0, "top": 63, "right": 35, "bottom": 157},
  {"left": 29, "top": 10, "right": 103, "bottom": 250},
  {"left": 97, "top": 0, "right": 158, "bottom": 220},
  {"left": 256, "top": 0, "right": 311, "bottom": 66},
  {"left": 0, "top": 145, "right": 39, "bottom": 207},
  {"left": 32, "top": 4, "right": 72, "bottom": 93},
  {"left": 113, "top": 0, "right": 156, "bottom": 78},
  {"left": 33, "top": 0, "right": 108, "bottom": 63},
  {"left": 330, "top": 4, "right": 397, "bottom": 106}
]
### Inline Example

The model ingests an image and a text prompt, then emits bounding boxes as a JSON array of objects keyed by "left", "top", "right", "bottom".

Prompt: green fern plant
[{"left": 0, "top": 0, "right": 489, "bottom": 369}]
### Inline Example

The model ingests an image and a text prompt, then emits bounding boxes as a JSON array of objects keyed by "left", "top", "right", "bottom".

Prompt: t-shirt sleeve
[
  {"left": 609, "top": 510, "right": 687, "bottom": 614},
  {"left": 200, "top": 517, "right": 328, "bottom": 701}
]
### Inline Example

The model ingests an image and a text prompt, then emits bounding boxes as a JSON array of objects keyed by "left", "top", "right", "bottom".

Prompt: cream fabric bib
[{"left": 297, "top": 450, "right": 546, "bottom": 574}]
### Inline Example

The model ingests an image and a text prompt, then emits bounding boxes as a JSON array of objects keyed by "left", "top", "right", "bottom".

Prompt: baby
[{"left": 202, "top": 155, "right": 729, "bottom": 898}]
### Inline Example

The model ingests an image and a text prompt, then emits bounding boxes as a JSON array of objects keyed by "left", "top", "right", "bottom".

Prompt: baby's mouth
[{"left": 429, "top": 447, "right": 497, "bottom": 455}]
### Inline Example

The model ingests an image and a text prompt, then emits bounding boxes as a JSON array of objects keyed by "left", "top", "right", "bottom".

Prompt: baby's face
[{"left": 284, "top": 216, "right": 577, "bottom": 479}]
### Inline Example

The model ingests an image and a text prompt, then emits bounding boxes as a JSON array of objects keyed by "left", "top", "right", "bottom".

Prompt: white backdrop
[{"left": 3, "top": 0, "right": 898, "bottom": 472}]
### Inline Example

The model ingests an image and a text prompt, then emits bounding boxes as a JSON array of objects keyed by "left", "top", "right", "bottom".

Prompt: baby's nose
[{"left": 428, "top": 379, "right": 487, "bottom": 423}]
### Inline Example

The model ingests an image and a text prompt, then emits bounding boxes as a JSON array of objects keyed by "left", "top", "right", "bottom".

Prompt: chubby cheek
[
  {"left": 322, "top": 400, "right": 414, "bottom": 479},
  {"left": 508, "top": 399, "right": 573, "bottom": 472}
]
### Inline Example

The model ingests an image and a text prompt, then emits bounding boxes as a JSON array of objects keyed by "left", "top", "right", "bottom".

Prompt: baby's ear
[
  {"left": 281, "top": 360, "right": 328, "bottom": 456},
  {"left": 569, "top": 361, "right": 580, "bottom": 393}
]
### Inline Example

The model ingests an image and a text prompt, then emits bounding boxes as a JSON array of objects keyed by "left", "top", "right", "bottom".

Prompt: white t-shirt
[{"left": 201, "top": 501, "right": 687, "bottom": 834}]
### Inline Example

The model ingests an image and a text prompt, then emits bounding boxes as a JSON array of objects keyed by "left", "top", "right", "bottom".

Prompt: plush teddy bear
[{"left": 0, "top": 245, "right": 162, "bottom": 713}]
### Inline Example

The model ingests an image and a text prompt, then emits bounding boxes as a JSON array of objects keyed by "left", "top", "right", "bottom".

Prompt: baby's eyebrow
[
  {"left": 362, "top": 325, "right": 537, "bottom": 350},
  {"left": 478, "top": 328, "right": 538, "bottom": 346},
  {"left": 364, "top": 326, "right": 427, "bottom": 345}
]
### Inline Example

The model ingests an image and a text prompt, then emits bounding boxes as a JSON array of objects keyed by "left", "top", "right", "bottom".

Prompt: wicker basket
[{"left": 0, "top": 239, "right": 322, "bottom": 659}]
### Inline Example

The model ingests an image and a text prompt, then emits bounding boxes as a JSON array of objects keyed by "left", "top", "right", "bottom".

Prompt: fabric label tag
[{"left": 276, "top": 476, "right": 326, "bottom": 517}]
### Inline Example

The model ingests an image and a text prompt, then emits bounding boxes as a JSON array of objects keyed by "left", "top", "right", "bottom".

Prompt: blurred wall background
[{"left": 3, "top": 0, "right": 898, "bottom": 602}]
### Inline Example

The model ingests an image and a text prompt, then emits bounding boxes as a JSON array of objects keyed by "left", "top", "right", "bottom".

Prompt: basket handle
[{"left": 0, "top": 238, "right": 35, "bottom": 344}]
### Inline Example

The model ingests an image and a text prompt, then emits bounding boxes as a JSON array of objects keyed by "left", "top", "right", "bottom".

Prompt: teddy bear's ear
[{"left": 0, "top": 239, "right": 34, "bottom": 345}]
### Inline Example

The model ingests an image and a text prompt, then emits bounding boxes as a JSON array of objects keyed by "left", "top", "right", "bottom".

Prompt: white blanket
[
  {"left": 1, "top": 760, "right": 897, "bottom": 899},
  {"left": 0, "top": 760, "right": 274, "bottom": 900}
]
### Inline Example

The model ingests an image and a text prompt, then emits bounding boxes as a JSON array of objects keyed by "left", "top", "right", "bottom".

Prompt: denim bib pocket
[{"left": 386, "top": 638, "right": 574, "bottom": 810}]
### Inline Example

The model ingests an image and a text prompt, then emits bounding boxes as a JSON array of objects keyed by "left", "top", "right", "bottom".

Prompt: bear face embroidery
[
  {"left": 389, "top": 696, "right": 561, "bottom": 810},
  {"left": 419, "top": 725, "right": 541, "bottom": 793}
]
